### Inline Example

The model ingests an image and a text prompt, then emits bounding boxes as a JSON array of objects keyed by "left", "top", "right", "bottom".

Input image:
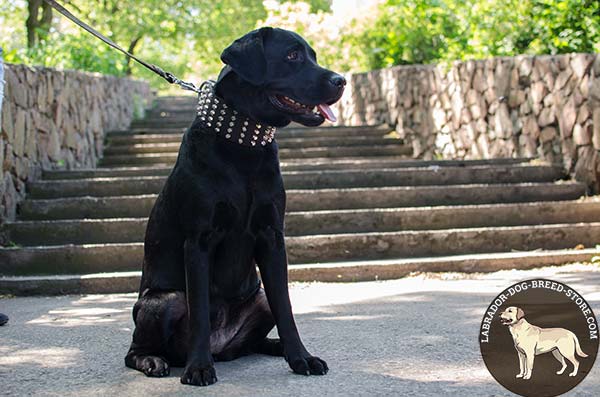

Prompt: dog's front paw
[
  {"left": 516, "top": 373, "right": 523, "bottom": 378},
  {"left": 180, "top": 364, "right": 217, "bottom": 386},
  {"left": 140, "top": 356, "right": 170, "bottom": 377},
  {"left": 288, "top": 355, "right": 329, "bottom": 375},
  {"left": 523, "top": 373, "right": 532, "bottom": 380}
]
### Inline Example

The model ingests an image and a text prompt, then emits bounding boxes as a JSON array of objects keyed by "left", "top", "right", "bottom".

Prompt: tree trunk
[
  {"left": 125, "top": 36, "right": 142, "bottom": 75},
  {"left": 26, "top": 0, "right": 53, "bottom": 48}
]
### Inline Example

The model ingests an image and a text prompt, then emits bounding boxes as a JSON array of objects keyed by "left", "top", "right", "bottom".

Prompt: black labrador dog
[{"left": 125, "top": 27, "right": 345, "bottom": 386}]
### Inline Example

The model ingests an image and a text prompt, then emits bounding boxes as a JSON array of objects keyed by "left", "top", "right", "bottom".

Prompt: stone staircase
[{"left": 1, "top": 96, "right": 599, "bottom": 295}]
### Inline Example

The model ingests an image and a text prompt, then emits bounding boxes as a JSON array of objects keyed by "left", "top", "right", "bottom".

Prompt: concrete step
[
  {"left": 99, "top": 144, "right": 413, "bottom": 166},
  {"left": 146, "top": 108, "right": 197, "bottom": 116},
  {"left": 27, "top": 165, "right": 564, "bottom": 199},
  {"left": 1, "top": 248, "right": 597, "bottom": 295},
  {"left": 130, "top": 121, "right": 192, "bottom": 130},
  {"left": 104, "top": 137, "right": 403, "bottom": 154},
  {"left": 42, "top": 158, "right": 537, "bottom": 179},
  {"left": 19, "top": 182, "right": 586, "bottom": 220},
  {"left": 6, "top": 199, "right": 600, "bottom": 246},
  {"left": 1, "top": 223, "right": 598, "bottom": 276},
  {"left": 130, "top": 119, "right": 192, "bottom": 128},
  {"left": 106, "top": 125, "right": 391, "bottom": 142},
  {"left": 111, "top": 127, "right": 188, "bottom": 135},
  {"left": 153, "top": 95, "right": 197, "bottom": 104}
]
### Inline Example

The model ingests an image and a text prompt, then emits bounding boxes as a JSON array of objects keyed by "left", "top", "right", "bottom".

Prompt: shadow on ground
[{"left": 1, "top": 265, "right": 599, "bottom": 396}]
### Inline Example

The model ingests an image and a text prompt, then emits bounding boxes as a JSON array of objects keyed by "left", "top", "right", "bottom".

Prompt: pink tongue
[{"left": 317, "top": 103, "right": 337, "bottom": 122}]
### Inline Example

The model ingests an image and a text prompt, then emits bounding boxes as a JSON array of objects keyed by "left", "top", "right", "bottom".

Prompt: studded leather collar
[{"left": 196, "top": 81, "right": 276, "bottom": 148}]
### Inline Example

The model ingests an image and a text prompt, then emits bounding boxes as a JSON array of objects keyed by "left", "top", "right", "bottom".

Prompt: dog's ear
[
  {"left": 220, "top": 27, "right": 272, "bottom": 86},
  {"left": 516, "top": 308, "right": 525, "bottom": 320}
]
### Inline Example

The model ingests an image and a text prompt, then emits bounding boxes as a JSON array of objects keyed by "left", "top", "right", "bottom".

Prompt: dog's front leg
[
  {"left": 523, "top": 349, "right": 535, "bottom": 380},
  {"left": 256, "top": 224, "right": 328, "bottom": 376},
  {"left": 516, "top": 350, "right": 525, "bottom": 378},
  {"left": 180, "top": 237, "right": 217, "bottom": 386}
]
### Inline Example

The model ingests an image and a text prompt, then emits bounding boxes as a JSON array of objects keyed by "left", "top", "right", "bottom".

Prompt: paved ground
[{"left": 1, "top": 264, "right": 599, "bottom": 396}]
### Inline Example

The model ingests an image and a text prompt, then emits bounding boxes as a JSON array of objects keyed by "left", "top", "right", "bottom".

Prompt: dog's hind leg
[
  {"left": 552, "top": 350, "right": 567, "bottom": 375},
  {"left": 252, "top": 337, "right": 285, "bottom": 357},
  {"left": 212, "top": 288, "right": 280, "bottom": 361},
  {"left": 556, "top": 340, "right": 580, "bottom": 377},
  {"left": 563, "top": 352, "right": 580, "bottom": 377},
  {"left": 125, "top": 291, "right": 187, "bottom": 377}
]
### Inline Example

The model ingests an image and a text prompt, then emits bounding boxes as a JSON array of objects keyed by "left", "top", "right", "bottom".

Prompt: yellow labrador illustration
[{"left": 499, "top": 306, "right": 588, "bottom": 380}]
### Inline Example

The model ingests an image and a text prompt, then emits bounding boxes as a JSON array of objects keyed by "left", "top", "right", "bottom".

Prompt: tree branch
[{"left": 125, "top": 35, "right": 143, "bottom": 75}]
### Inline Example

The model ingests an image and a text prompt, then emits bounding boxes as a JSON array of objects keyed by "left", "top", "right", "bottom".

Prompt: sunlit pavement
[{"left": 1, "top": 264, "right": 599, "bottom": 396}]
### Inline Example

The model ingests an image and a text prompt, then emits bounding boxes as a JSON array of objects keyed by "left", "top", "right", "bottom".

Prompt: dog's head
[
  {"left": 499, "top": 306, "right": 525, "bottom": 326},
  {"left": 215, "top": 27, "right": 346, "bottom": 128}
]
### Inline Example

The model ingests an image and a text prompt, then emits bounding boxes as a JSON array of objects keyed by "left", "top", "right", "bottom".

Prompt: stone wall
[
  {"left": 0, "top": 63, "right": 153, "bottom": 222},
  {"left": 334, "top": 53, "right": 600, "bottom": 192}
]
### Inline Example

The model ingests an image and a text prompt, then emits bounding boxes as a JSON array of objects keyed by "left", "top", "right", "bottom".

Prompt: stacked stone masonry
[
  {"left": 334, "top": 53, "right": 600, "bottom": 193},
  {"left": 0, "top": 64, "right": 152, "bottom": 223}
]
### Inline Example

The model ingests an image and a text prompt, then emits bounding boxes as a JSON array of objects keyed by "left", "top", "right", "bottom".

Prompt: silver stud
[
  {"left": 243, "top": 121, "right": 248, "bottom": 126},
  {"left": 256, "top": 123, "right": 262, "bottom": 128},
  {"left": 210, "top": 110, "right": 215, "bottom": 115},
  {"left": 208, "top": 116, "right": 213, "bottom": 121},
  {"left": 229, "top": 122, "right": 234, "bottom": 127},
  {"left": 233, "top": 110, "right": 238, "bottom": 115},
  {"left": 238, "top": 138, "right": 243, "bottom": 144},
  {"left": 261, "top": 141, "right": 267, "bottom": 146},
  {"left": 207, "top": 122, "right": 212, "bottom": 127},
  {"left": 223, "top": 104, "right": 228, "bottom": 109},
  {"left": 200, "top": 117, "right": 205, "bottom": 121},
  {"left": 218, "top": 116, "right": 223, "bottom": 121},
  {"left": 215, "top": 127, "right": 220, "bottom": 132},
  {"left": 253, "top": 135, "right": 258, "bottom": 140},
  {"left": 232, "top": 116, "right": 236, "bottom": 121},
  {"left": 267, "top": 138, "right": 272, "bottom": 142},
  {"left": 216, "top": 122, "right": 221, "bottom": 127},
  {"left": 240, "top": 133, "right": 245, "bottom": 138},
  {"left": 220, "top": 110, "right": 225, "bottom": 115},
  {"left": 227, "top": 128, "right": 232, "bottom": 133},
  {"left": 251, "top": 141, "right": 256, "bottom": 146},
  {"left": 242, "top": 127, "right": 247, "bottom": 132},
  {"left": 225, "top": 133, "right": 231, "bottom": 139},
  {"left": 255, "top": 129, "right": 260, "bottom": 135}
]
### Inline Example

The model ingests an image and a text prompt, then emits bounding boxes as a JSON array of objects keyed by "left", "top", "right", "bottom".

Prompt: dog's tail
[{"left": 574, "top": 335, "right": 588, "bottom": 358}]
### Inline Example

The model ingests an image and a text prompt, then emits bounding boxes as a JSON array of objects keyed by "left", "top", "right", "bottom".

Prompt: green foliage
[
  {"left": 5, "top": 31, "right": 126, "bottom": 75},
  {"left": 291, "top": 0, "right": 332, "bottom": 12},
  {"left": 347, "top": 0, "right": 463, "bottom": 68},
  {"left": 526, "top": 0, "right": 600, "bottom": 54},
  {"left": 1, "top": 0, "right": 599, "bottom": 89},
  {"left": 351, "top": 0, "right": 600, "bottom": 71},
  {"left": 0, "top": 0, "right": 265, "bottom": 88}
]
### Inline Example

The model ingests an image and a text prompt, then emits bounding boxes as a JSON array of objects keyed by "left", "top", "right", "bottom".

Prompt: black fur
[{"left": 125, "top": 27, "right": 344, "bottom": 386}]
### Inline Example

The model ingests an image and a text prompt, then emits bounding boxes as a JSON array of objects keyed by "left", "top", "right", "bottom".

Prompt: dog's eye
[{"left": 287, "top": 51, "right": 299, "bottom": 61}]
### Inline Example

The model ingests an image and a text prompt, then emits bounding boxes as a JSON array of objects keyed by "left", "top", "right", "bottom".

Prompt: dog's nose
[{"left": 329, "top": 75, "right": 346, "bottom": 88}]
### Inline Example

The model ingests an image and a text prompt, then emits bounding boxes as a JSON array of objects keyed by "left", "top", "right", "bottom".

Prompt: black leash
[{"left": 43, "top": 0, "right": 201, "bottom": 93}]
